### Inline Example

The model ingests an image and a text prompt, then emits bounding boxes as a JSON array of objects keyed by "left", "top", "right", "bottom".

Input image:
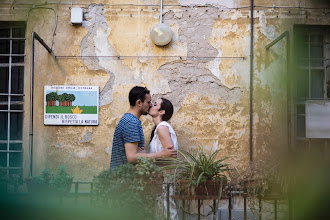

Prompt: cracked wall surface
[{"left": 1, "top": 0, "right": 329, "bottom": 180}]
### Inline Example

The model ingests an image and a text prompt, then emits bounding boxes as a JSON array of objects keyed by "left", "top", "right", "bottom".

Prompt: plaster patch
[
  {"left": 75, "top": 148, "right": 93, "bottom": 158},
  {"left": 53, "top": 143, "right": 62, "bottom": 148},
  {"left": 208, "top": 18, "right": 250, "bottom": 89},
  {"left": 81, "top": 4, "right": 186, "bottom": 108},
  {"left": 259, "top": 11, "right": 278, "bottom": 41},
  {"left": 219, "top": 10, "right": 244, "bottom": 20},
  {"left": 208, "top": 49, "right": 222, "bottom": 81},
  {"left": 235, "top": 129, "right": 246, "bottom": 138},
  {"left": 80, "top": 132, "right": 92, "bottom": 143},
  {"left": 178, "top": 0, "right": 236, "bottom": 8},
  {"left": 105, "top": 147, "right": 111, "bottom": 155}
]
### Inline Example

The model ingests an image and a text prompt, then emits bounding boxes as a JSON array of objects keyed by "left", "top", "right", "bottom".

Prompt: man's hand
[
  {"left": 137, "top": 147, "right": 146, "bottom": 153},
  {"left": 125, "top": 142, "right": 176, "bottom": 164},
  {"left": 160, "top": 146, "right": 177, "bottom": 158}
]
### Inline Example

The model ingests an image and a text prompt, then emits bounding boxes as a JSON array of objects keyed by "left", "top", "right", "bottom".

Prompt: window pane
[
  {"left": 0, "top": 113, "right": 8, "bottom": 140},
  {"left": 10, "top": 104, "right": 23, "bottom": 110},
  {"left": 0, "top": 40, "right": 10, "bottom": 54},
  {"left": 11, "top": 66, "right": 24, "bottom": 94},
  {"left": 0, "top": 67, "right": 9, "bottom": 93},
  {"left": 297, "top": 104, "right": 305, "bottom": 115},
  {"left": 0, "top": 96, "right": 8, "bottom": 110},
  {"left": 326, "top": 44, "right": 330, "bottom": 98},
  {"left": 10, "top": 113, "right": 23, "bottom": 140},
  {"left": 296, "top": 70, "right": 309, "bottom": 98},
  {"left": 9, "top": 152, "right": 22, "bottom": 167},
  {"left": 0, "top": 144, "right": 6, "bottom": 150},
  {"left": 311, "top": 70, "right": 324, "bottom": 98},
  {"left": 310, "top": 35, "right": 323, "bottom": 43},
  {"left": 310, "top": 45, "right": 323, "bottom": 67},
  {"left": 12, "top": 28, "right": 25, "bottom": 38},
  {"left": 0, "top": 28, "right": 10, "bottom": 38},
  {"left": 12, "top": 56, "right": 24, "bottom": 63},
  {"left": 0, "top": 56, "right": 9, "bottom": 63},
  {"left": 295, "top": 31, "right": 308, "bottom": 43},
  {"left": 296, "top": 42, "right": 308, "bottom": 66},
  {"left": 12, "top": 40, "right": 25, "bottom": 54},
  {"left": 11, "top": 96, "right": 23, "bottom": 102},
  {"left": 10, "top": 96, "right": 23, "bottom": 110},
  {"left": 297, "top": 115, "right": 306, "bottom": 137},
  {"left": 0, "top": 152, "right": 7, "bottom": 167},
  {"left": 328, "top": 83, "right": 330, "bottom": 99},
  {"left": 10, "top": 143, "right": 21, "bottom": 151}
]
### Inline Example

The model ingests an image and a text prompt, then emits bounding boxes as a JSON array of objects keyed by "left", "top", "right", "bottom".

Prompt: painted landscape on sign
[{"left": 45, "top": 91, "right": 97, "bottom": 114}]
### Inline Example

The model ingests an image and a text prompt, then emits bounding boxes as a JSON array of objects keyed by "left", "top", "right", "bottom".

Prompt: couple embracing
[
  {"left": 110, "top": 86, "right": 178, "bottom": 169},
  {"left": 109, "top": 86, "right": 179, "bottom": 219}
]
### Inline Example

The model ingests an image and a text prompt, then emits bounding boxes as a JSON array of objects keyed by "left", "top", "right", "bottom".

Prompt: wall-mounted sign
[
  {"left": 306, "top": 100, "right": 330, "bottom": 138},
  {"left": 44, "top": 85, "right": 99, "bottom": 125}
]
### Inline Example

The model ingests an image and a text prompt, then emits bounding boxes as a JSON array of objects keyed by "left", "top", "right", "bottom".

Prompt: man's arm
[{"left": 125, "top": 142, "right": 177, "bottom": 164}]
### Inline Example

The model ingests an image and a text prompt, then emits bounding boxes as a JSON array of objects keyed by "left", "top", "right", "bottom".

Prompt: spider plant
[{"left": 161, "top": 146, "right": 230, "bottom": 187}]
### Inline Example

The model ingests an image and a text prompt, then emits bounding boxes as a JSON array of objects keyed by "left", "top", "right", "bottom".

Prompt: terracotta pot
[{"left": 176, "top": 179, "right": 226, "bottom": 197}]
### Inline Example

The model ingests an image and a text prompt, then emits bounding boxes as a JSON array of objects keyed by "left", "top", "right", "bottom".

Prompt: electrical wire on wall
[
  {"left": 26, "top": 5, "right": 58, "bottom": 50},
  {"left": 3, "top": 2, "right": 330, "bottom": 10},
  {"left": 55, "top": 55, "right": 245, "bottom": 60}
]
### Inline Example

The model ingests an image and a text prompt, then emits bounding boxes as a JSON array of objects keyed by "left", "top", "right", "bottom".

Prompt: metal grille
[
  {"left": 293, "top": 25, "right": 330, "bottom": 154},
  {"left": 0, "top": 22, "right": 25, "bottom": 177}
]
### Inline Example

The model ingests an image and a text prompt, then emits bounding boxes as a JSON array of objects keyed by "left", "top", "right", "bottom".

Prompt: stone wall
[{"left": 0, "top": 0, "right": 328, "bottom": 180}]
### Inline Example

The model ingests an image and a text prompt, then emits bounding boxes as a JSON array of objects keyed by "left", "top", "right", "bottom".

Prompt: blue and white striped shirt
[{"left": 110, "top": 113, "right": 145, "bottom": 169}]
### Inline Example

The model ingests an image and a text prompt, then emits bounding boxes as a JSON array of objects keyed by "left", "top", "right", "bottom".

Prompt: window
[
  {"left": 0, "top": 22, "right": 25, "bottom": 178},
  {"left": 293, "top": 25, "right": 330, "bottom": 155}
]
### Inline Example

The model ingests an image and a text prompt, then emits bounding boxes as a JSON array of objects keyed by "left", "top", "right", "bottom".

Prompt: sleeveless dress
[
  {"left": 149, "top": 121, "right": 178, "bottom": 153},
  {"left": 149, "top": 121, "right": 179, "bottom": 220}
]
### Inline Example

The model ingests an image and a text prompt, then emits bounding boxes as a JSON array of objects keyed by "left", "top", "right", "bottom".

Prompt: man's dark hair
[
  {"left": 128, "top": 86, "right": 150, "bottom": 106},
  {"left": 159, "top": 98, "right": 174, "bottom": 121}
]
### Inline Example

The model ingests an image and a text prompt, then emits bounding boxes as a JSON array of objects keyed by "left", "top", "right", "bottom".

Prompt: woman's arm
[{"left": 157, "top": 125, "right": 174, "bottom": 150}]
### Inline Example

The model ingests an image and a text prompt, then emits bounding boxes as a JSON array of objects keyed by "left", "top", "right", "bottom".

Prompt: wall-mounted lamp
[
  {"left": 150, "top": 23, "right": 173, "bottom": 46},
  {"left": 150, "top": 0, "right": 173, "bottom": 46}
]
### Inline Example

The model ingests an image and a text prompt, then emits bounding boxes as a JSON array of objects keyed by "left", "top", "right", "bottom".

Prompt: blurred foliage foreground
[
  {"left": 1, "top": 153, "right": 330, "bottom": 220},
  {"left": 0, "top": 158, "right": 164, "bottom": 220}
]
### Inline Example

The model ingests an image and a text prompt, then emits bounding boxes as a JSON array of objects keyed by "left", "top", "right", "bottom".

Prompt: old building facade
[{"left": 0, "top": 0, "right": 329, "bottom": 181}]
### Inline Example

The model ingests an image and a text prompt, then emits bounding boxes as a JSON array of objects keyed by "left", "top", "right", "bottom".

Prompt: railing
[{"left": 3, "top": 182, "right": 292, "bottom": 220}]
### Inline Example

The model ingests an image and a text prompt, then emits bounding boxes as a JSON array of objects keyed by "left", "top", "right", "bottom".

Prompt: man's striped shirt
[{"left": 110, "top": 113, "right": 144, "bottom": 169}]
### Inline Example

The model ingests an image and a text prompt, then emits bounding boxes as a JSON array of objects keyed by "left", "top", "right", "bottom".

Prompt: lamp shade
[{"left": 150, "top": 23, "right": 173, "bottom": 46}]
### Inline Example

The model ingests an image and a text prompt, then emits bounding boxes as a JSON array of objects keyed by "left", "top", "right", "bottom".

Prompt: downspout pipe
[
  {"left": 29, "top": 32, "right": 52, "bottom": 177},
  {"left": 249, "top": 0, "right": 254, "bottom": 162},
  {"left": 265, "top": 31, "right": 291, "bottom": 152}
]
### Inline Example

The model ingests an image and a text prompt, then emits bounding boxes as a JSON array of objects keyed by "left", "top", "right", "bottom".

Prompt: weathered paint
[{"left": 0, "top": 0, "right": 329, "bottom": 180}]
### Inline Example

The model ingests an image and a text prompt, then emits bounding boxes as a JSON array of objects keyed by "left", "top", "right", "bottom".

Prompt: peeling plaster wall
[{"left": 0, "top": 0, "right": 329, "bottom": 180}]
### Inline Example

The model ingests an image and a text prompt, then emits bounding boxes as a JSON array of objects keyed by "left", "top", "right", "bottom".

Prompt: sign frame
[{"left": 44, "top": 85, "right": 99, "bottom": 126}]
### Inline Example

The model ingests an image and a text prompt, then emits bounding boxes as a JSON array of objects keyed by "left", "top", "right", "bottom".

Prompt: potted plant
[
  {"left": 93, "top": 158, "right": 164, "bottom": 219},
  {"left": 25, "top": 168, "right": 52, "bottom": 194},
  {"left": 135, "top": 157, "right": 164, "bottom": 195},
  {"left": 25, "top": 166, "right": 73, "bottom": 196},
  {"left": 49, "top": 166, "right": 73, "bottom": 195},
  {"left": 93, "top": 157, "right": 164, "bottom": 200},
  {"left": 162, "top": 146, "right": 230, "bottom": 197}
]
